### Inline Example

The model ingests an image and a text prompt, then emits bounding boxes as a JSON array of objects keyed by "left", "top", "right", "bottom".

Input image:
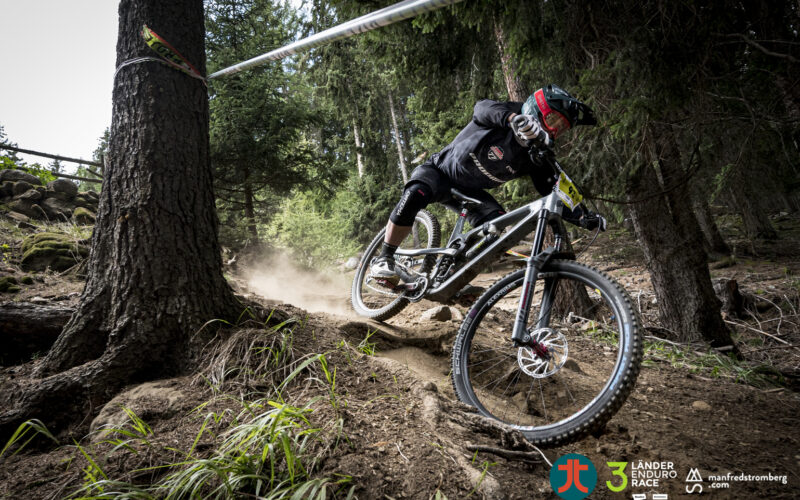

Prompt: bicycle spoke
[
  {"left": 538, "top": 378, "right": 548, "bottom": 422},
  {"left": 452, "top": 261, "right": 641, "bottom": 445}
]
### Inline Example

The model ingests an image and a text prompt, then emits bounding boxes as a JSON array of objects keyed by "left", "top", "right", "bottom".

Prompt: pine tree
[{"left": 0, "top": 0, "right": 241, "bottom": 435}]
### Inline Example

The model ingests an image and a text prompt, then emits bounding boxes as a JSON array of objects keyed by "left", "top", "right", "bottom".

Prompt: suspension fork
[
  {"left": 511, "top": 209, "right": 550, "bottom": 345},
  {"left": 536, "top": 217, "right": 565, "bottom": 329}
]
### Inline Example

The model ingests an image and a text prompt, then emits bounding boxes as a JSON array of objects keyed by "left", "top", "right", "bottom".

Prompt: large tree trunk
[
  {"left": 0, "top": 0, "right": 240, "bottom": 436},
  {"left": 627, "top": 137, "right": 735, "bottom": 347},
  {"left": 493, "top": 20, "right": 527, "bottom": 102}
]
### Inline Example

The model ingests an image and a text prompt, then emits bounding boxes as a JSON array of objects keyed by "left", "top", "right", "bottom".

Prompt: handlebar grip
[{"left": 538, "top": 130, "right": 553, "bottom": 149}]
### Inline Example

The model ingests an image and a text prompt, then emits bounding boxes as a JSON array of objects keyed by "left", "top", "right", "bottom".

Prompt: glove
[
  {"left": 581, "top": 211, "right": 607, "bottom": 231},
  {"left": 563, "top": 205, "right": 607, "bottom": 231},
  {"left": 511, "top": 114, "right": 542, "bottom": 142}
]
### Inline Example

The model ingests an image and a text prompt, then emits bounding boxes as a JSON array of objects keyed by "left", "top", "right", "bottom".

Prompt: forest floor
[{"left": 0, "top": 211, "right": 799, "bottom": 499}]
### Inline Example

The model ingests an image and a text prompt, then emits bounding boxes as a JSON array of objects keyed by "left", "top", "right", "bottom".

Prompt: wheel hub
[{"left": 517, "top": 327, "right": 568, "bottom": 378}]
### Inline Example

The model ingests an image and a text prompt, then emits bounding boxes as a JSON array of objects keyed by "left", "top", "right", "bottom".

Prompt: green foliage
[
  {"left": 264, "top": 190, "right": 362, "bottom": 268},
  {"left": 643, "top": 340, "right": 785, "bottom": 388},
  {"left": 356, "top": 329, "right": 377, "bottom": 356},
  {"left": 62, "top": 335, "right": 355, "bottom": 499},
  {"left": 209, "top": 0, "right": 798, "bottom": 268},
  {"left": 157, "top": 400, "right": 324, "bottom": 499},
  {"left": 0, "top": 419, "right": 59, "bottom": 459},
  {"left": 207, "top": 0, "right": 329, "bottom": 248},
  {"left": 0, "top": 157, "right": 55, "bottom": 184}
]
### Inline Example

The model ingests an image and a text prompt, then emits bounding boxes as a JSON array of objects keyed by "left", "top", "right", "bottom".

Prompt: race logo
[
  {"left": 686, "top": 468, "right": 703, "bottom": 494},
  {"left": 550, "top": 453, "right": 597, "bottom": 500},
  {"left": 488, "top": 145, "right": 504, "bottom": 161}
]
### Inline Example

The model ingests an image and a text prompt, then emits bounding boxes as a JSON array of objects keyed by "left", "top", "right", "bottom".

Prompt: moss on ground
[
  {"left": 20, "top": 232, "right": 88, "bottom": 272},
  {"left": 0, "top": 276, "right": 20, "bottom": 293}
]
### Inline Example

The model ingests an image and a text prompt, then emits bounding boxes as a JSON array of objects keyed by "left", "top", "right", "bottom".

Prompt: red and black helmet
[{"left": 522, "top": 84, "right": 597, "bottom": 138}]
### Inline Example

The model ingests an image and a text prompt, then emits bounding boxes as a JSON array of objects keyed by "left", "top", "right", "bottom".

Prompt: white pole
[{"left": 208, "top": 0, "right": 466, "bottom": 79}]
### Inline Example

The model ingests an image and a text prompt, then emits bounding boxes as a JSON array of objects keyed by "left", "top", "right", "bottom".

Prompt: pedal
[
  {"left": 453, "top": 284, "right": 484, "bottom": 306},
  {"left": 375, "top": 278, "right": 420, "bottom": 293},
  {"left": 455, "top": 294, "right": 478, "bottom": 307},
  {"left": 375, "top": 278, "right": 402, "bottom": 291}
]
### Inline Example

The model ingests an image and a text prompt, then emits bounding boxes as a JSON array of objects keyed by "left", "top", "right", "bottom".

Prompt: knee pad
[{"left": 389, "top": 182, "right": 433, "bottom": 226}]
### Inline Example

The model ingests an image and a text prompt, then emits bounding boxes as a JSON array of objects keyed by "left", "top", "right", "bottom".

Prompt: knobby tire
[
  {"left": 451, "top": 260, "right": 642, "bottom": 446},
  {"left": 351, "top": 210, "right": 440, "bottom": 321}
]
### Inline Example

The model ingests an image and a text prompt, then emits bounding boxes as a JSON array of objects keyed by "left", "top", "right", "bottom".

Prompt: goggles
[{"left": 534, "top": 89, "right": 571, "bottom": 138}]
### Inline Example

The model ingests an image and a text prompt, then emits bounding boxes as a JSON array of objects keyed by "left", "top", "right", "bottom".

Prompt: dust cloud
[{"left": 243, "top": 252, "right": 355, "bottom": 316}]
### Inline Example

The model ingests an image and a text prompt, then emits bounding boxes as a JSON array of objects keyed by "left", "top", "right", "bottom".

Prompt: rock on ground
[
  {"left": 20, "top": 232, "right": 89, "bottom": 271},
  {"left": 0, "top": 169, "right": 42, "bottom": 185},
  {"left": 89, "top": 379, "right": 192, "bottom": 437},
  {"left": 72, "top": 207, "right": 96, "bottom": 225},
  {"left": 46, "top": 178, "right": 79, "bottom": 198},
  {"left": 40, "top": 198, "right": 73, "bottom": 220},
  {"left": 421, "top": 305, "right": 456, "bottom": 322}
]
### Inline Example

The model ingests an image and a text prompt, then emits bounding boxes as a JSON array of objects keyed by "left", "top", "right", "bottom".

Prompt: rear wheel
[
  {"left": 451, "top": 260, "right": 641, "bottom": 446},
  {"left": 350, "top": 210, "right": 440, "bottom": 321}
]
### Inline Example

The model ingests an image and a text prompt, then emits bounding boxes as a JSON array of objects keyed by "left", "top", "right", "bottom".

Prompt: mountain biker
[{"left": 371, "top": 84, "right": 605, "bottom": 283}]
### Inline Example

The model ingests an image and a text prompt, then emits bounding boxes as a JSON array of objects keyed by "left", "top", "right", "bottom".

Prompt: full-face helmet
[{"left": 522, "top": 84, "right": 597, "bottom": 138}]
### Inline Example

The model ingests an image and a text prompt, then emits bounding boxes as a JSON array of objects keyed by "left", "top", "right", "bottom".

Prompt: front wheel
[
  {"left": 351, "top": 210, "right": 440, "bottom": 321},
  {"left": 451, "top": 260, "right": 642, "bottom": 446}
]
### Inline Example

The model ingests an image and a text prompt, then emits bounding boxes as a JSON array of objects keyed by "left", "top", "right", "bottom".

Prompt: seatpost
[
  {"left": 446, "top": 205, "right": 469, "bottom": 247},
  {"left": 510, "top": 207, "right": 549, "bottom": 345}
]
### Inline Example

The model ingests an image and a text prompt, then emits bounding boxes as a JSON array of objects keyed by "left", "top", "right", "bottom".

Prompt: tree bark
[
  {"left": 493, "top": 20, "right": 527, "bottom": 102},
  {"left": 0, "top": 0, "right": 241, "bottom": 436},
  {"left": 352, "top": 118, "right": 365, "bottom": 177},
  {"left": 692, "top": 194, "right": 730, "bottom": 256},
  {"left": 0, "top": 303, "right": 73, "bottom": 365},
  {"left": 626, "top": 140, "right": 735, "bottom": 347},
  {"left": 243, "top": 164, "right": 258, "bottom": 239},
  {"left": 728, "top": 186, "right": 778, "bottom": 240},
  {"left": 388, "top": 93, "right": 409, "bottom": 184}
]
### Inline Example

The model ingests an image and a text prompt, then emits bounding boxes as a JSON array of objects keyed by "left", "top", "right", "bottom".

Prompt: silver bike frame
[{"left": 394, "top": 191, "right": 565, "bottom": 320}]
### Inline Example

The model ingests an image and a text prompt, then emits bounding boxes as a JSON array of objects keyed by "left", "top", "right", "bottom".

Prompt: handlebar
[{"left": 535, "top": 129, "right": 554, "bottom": 150}]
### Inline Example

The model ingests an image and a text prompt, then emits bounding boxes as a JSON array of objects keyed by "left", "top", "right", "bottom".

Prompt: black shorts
[{"left": 407, "top": 160, "right": 504, "bottom": 227}]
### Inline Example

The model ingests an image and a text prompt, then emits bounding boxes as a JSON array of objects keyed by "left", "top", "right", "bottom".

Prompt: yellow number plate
[{"left": 556, "top": 172, "right": 583, "bottom": 210}]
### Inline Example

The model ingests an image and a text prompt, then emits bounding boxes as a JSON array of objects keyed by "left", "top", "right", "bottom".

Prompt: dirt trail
[
  {"left": 2, "top": 223, "right": 799, "bottom": 499},
  {"left": 355, "top": 304, "right": 800, "bottom": 499},
  {"left": 240, "top": 252, "right": 800, "bottom": 498}
]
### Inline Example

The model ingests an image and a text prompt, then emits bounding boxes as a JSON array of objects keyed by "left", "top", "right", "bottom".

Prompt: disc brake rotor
[{"left": 517, "top": 327, "right": 568, "bottom": 378}]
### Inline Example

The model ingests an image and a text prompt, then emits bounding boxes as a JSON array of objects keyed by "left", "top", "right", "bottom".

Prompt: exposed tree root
[
  {"left": 465, "top": 444, "right": 545, "bottom": 464},
  {"left": 337, "top": 319, "right": 456, "bottom": 352},
  {"left": 370, "top": 356, "right": 550, "bottom": 499},
  {"left": 0, "top": 302, "right": 74, "bottom": 365},
  {"left": 1, "top": 351, "right": 132, "bottom": 440},
  {"left": 1, "top": 298, "right": 283, "bottom": 441}
]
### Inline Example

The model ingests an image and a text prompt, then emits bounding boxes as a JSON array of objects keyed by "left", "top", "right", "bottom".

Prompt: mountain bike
[{"left": 350, "top": 144, "right": 642, "bottom": 446}]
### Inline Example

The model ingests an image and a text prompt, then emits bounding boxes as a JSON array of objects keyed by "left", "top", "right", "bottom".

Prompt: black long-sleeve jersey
[{"left": 432, "top": 99, "right": 556, "bottom": 195}]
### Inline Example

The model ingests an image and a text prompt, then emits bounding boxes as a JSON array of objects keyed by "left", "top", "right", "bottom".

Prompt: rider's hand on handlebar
[
  {"left": 564, "top": 205, "right": 607, "bottom": 232},
  {"left": 581, "top": 211, "right": 607, "bottom": 232},
  {"left": 512, "top": 114, "right": 553, "bottom": 150},
  {"left": 578, "top": 210, "right": 608, "bottom": 231},
  {"left": 511, "top": 114, "right": 541, "bottom": 142}
]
